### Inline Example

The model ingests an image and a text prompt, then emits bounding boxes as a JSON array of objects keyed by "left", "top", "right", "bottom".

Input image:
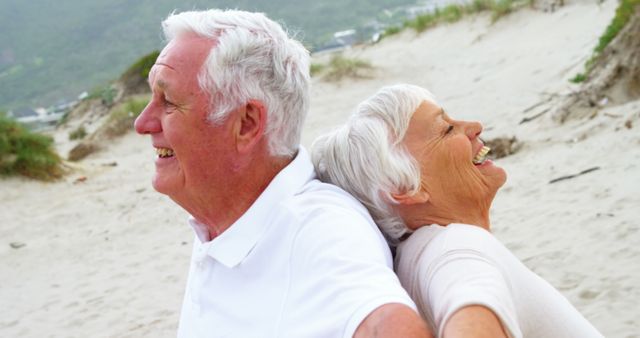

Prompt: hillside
[{"left": 0, "top": 0, "right": 416, "bottom": 111}]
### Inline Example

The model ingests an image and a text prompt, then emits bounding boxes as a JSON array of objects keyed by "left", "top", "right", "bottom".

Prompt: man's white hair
[
  {"left": 311, "top": 84, "right": 437, "bottom": 244},
  {"left": 162, "top": 9, "right": 310, "bottom": 157}
]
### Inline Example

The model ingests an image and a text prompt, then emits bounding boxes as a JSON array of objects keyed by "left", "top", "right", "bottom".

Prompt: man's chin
[{"left": 151, "top": 174, "right": 175, "bottom": 196}]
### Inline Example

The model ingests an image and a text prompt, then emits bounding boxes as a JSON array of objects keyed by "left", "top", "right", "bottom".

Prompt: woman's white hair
[
  {"left": 162, "top": 9, "right": 310, "bottom": 157},
  {"left": 311, "top": 84, "right": 437, "bottom": 245}
]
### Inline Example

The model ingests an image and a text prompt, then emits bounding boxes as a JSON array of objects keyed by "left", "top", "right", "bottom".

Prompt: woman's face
[{"left": 401, "top": 100, "right": 507, "bottom": 223}]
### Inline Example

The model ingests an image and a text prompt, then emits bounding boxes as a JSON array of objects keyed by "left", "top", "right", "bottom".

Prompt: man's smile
[{"left": 155, "top": 147, "right": 175, "bottom": 158}]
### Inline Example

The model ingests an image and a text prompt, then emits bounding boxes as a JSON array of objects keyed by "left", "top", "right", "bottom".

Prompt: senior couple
[{"left": 134, "top": 9, "right": 602, "bottom": 338}]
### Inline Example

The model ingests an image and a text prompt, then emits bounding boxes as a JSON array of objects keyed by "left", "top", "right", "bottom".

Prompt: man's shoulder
[
  {"left": 277, "top": 178, "right": 390, "bottom": 256},
  {"left": 284, "top": 178, "right": 376, "bottom": 229}
]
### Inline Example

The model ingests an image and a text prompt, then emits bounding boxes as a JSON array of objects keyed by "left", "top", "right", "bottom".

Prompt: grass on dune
[
  {"left": 69, "top": 125, "right": 87, "bottom": 140},
  {"left": 319, "top": 54, "right": 374, "bottom": 82},
  {"left": 382, "top": 0, "right": 522, "bottom": 39},
  {"left": 101, "top": 97, "right": 149, "bottom": 138},
  {"left": 570, "top": 0, "right": 640, "bottom": 82},
  {"left": 0, "top": 116, "right": 65, "bottom": 180}
]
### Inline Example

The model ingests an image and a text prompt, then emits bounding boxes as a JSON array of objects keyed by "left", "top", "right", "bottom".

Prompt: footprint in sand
[{"left": 579, "top": 289, "right": 600, "bottom": 300}]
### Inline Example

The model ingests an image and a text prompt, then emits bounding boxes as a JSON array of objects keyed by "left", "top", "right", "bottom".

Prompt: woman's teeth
[
  {"left": 156, "top": 147, "right": 175, "bottom": 158},
  {"left": 473, "top": 146, "right": 490, "bottom": 165}
]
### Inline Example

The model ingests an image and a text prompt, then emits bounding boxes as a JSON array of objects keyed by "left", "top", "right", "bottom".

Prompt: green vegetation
[
  {"left": 382, "top": 25, "right": 403, "bottom": 37},
  {"left": 101, "top": 97, "right": 149, "bottom": 138},
  {"left": 489, "top": 0, "right": 515, "bottom": 21},
  {"left": 467, "top": 0, "right": 495, "bottom": 12},
  {"left": 319, "top": 54, "right": 374, "bottom": 81},
  {"left": 440, "top": 4, "right": 464, "bottom": 23},
  {"left": 571, "top": 0, "right": 640, "bottom": 82},
  {"left": 68, "top": 96, "right": 149, "bottom": 161},
  {"left": 88, "top": 85, "right": 117, "bottom": 107},
  {"left": 399, "top": 0, "right": 520, "bottom": 35},
  {"left": 56, "top": 111, "right": 71, "bottom": 127},
  {"left": 0, "top": 116, "right": 64, "bottom": 180},
  {"left": 405, "top": 12, "right": 438, "bottom": 32},
  {"left": 310, "top": 63, "right": 326, "bottom": 77},
  {"left": 570, "top": 73, "right": 587, "bottom": 83},
  {"left": 119, "top": 50, "right": 161, "bottom": 96},
  {"left": 594, "top": 0, "right": 639, "bottom": 55},
  {"left": 120, "top": 50, "right": 160, "bottom": 80},
  {"left": 69, "top": 126, "right": 87, "bottom": 140}
]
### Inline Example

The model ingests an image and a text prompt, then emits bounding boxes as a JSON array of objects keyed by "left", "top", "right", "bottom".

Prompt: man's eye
[{"left": 164, "top": 100, "right": 177, "bottom": 110}]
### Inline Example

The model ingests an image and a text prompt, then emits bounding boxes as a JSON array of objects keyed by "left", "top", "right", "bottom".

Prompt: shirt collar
[{"left": 190, "top": 146, "right": 316, "bottom": 268}]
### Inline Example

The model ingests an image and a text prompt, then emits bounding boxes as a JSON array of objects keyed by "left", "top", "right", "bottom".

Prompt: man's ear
[
  {"left": 234, "top": 99, "right": 267, "bottom": 153},
  {"left": 391, "top": 190, "right": 429, "bottom": 205}
]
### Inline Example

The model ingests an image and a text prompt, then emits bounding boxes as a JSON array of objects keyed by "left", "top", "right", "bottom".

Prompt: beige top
[{"left": 395, "top": 223, "right": 603, "bottom": 338}]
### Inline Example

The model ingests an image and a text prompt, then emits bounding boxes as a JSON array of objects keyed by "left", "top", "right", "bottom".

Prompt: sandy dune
[{"left": 1, "top": 0, "right": 638, "bottom": 336}]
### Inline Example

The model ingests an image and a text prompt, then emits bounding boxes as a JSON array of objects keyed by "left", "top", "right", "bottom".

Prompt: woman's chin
[{"left": 478, "top": 160, "right": 507, "bottom": 189}]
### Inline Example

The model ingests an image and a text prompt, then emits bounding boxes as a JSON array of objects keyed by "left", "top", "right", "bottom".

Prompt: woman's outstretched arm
[{"left": 443, "top": 305, "right": 509, "bottom": 338}]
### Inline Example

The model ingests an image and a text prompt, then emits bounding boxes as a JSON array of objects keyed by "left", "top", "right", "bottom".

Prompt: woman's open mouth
[{"left": 472, "top": 146, "right": 490, "bottom": 165}]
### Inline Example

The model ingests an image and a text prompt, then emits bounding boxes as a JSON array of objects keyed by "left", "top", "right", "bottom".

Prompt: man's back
[
  {"left": 135, "top": 9, "right": 428, "bottom": 337},
  {"left": 178, "top": 148, "right": 415, "bottom": 337}
]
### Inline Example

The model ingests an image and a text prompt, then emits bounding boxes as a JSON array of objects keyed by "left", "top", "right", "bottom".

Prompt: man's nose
[{"left": 134, "top": 103, "right": 161, "bottom": 135}]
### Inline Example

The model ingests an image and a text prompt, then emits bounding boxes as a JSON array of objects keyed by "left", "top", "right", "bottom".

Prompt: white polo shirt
[{"left": 177, "top": 147, "right": 415, "bottom": 338}]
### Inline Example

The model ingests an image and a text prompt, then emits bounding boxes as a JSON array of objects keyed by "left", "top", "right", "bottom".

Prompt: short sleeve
[
  {"left": 409, "top": 225, "right": 523, "bottom": 338},
  {"left": 284, "top": 206, "right": 416, "bottom": 338}
]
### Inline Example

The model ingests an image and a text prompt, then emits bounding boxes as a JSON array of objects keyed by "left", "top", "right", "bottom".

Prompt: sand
[{"left": 1, "top": 0, "right": 638, "bottom": 336}]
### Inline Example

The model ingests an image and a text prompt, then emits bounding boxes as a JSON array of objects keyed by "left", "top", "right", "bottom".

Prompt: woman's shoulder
[
  {"left": 404, "top": 223, "right": 501, "bottom": 248},
  {"left": 396, "top": 223, "right": 510, "bottom": 270},
  {"left": 438, "top": 223, "right": 505, "bottom": 250}
]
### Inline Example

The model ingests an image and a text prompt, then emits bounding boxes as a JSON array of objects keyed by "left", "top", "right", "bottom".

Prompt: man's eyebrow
[
  {"left": 156, "top": 79, "right": 168, "bottom": 89},
  {"left": 155, "top": 62, "right": 175, "bottom": 70},
  {"left": 148, "top": 62, "right": 176, "bottom": 88},
  {"left": 147, "top": 75, "right": 168, "bottom": 90}
]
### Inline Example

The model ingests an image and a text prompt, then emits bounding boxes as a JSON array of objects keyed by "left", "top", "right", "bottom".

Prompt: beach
[{"left": 1, "top": 0, "right": 638, "bottom": 336}]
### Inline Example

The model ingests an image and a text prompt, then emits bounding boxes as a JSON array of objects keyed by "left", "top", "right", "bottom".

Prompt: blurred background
[{"left": 0, "top": 0, "right": 454, "bottom": 112}]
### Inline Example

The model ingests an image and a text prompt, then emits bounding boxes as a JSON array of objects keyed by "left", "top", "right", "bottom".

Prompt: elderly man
[{"left": 134, "top": 9, "right": 429, "bottom": 337}]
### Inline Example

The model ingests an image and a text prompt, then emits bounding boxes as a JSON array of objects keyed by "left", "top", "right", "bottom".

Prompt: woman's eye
[{"left": 445, "top": 125, "right": 454, "bottom": 134}]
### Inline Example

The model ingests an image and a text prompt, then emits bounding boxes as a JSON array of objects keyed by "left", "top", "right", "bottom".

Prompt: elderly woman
[{"left": 311, "top": 84, "right": 602, "bottom": 338}]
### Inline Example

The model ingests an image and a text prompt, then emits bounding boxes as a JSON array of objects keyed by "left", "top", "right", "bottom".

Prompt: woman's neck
[{"left": 400, "top": 203, "right": 492, "bottom": 231}]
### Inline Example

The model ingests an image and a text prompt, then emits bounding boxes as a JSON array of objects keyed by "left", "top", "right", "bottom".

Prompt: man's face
[{"left": 134, "top": 34, "right": 235, "bottom": 202}]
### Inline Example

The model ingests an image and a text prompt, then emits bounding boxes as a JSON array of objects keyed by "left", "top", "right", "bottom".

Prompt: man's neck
[{"left": 177, "top": 155, "right": 294, "bottom": 239}]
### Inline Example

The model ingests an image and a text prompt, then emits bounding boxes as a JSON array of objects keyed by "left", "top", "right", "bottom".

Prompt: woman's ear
[{"left": 391, "top": 190, "right": 429, "bottom": 205}]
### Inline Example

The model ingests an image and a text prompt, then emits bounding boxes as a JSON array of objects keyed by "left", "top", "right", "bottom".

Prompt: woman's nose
[
  {"left": 463, "top": 120, "right": 482, "bottom": 140},
  {"left": 134, "top": 103, "right": 161, "bottom": 135}
]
